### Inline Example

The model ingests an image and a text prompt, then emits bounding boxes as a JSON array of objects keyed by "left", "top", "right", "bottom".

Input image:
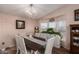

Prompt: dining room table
[{"left": 20, "top": 34, "right": 46, "bottom": 53}]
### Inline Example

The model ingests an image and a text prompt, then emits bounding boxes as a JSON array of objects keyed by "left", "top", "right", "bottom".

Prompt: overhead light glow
[{"left": 25, "top": 4, "right": 37, "bottom": 16}]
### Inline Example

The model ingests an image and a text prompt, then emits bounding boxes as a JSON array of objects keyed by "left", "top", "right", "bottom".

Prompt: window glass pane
[
  {"left": 40, "top": 23, "right": 48, "bottom": 28},
  {"left": 48, "top": 22, "right": 56, "bottom": 28},
  {"left": 40, "top": 23, "right": 48, "bottom": 31}
]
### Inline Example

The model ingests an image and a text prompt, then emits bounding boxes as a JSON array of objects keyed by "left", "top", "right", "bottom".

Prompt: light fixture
[
  {"left": 49, "top": 18, "right": 55, "bottom": 22},
  {"left": 25, "top": 4, "right": 37, "bottom": 18}
]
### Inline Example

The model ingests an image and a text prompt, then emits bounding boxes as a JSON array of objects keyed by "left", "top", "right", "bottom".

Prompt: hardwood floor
[
  {"left": 52, "top": 47, "right": 69, "bottom": 54},
  {"left": 4, "top": 46, "right": 69, "bottom": 54},
  {"left": 5, "top": 46, "right": 17, "bottom": 54}
]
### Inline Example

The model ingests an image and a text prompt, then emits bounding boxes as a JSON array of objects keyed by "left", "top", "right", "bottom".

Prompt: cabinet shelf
[
  {"left": 72, "top": 32, "right": 79, "bottom": 35},
  {"left": 73, "top": 42, "right": 79, "bottom": 47},
  {"left": 70, "top": 24, "right": 79, "bottom": 53}
]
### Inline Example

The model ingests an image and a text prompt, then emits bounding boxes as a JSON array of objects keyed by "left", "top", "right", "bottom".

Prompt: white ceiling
[{"left": 0, "top": 4, "right": 65, "bottom": 19}]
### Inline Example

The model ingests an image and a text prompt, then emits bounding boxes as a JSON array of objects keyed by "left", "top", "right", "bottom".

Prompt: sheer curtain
[
  {"left": 40, "top": 20, "right": 66, "bottom": 33},
  {"left": 55, "top": 16, "right": 67, "bottom": 48}
]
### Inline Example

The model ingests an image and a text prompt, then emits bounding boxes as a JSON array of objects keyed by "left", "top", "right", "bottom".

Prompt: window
[
  {"left": 56, "top": 20, "right": 67, "bottom": 41},
  {"left": 40, "top": 22, "right": 56, "bottom": 31},
  {"left": 56, "top": 20, "right": 66, "bottom": 32},
  {"left": 40, "top": 18, "right": 67, "bottom": 46},
  {"left": 48, "top": 22, "right": 56, "bottom": 28},
  {"left": 40, "top": 23, "right": 48, "bottom": 31}
]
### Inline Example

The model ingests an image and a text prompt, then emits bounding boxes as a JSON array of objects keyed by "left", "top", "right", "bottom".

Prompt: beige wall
[
  {"left": 39, "top": 4, "right": 79, "bottom": 50},
  {"left": 0, "top": 13, "right": 37, "bottom": 49}
]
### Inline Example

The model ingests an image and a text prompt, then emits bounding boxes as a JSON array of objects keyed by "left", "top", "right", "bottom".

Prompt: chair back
[
  {"left": 45, "top": 37, "right": 55, "bottom": 54},
  {"left": 54, "top": 35, "right": 61, "bottom": 48},
  {"left": 15, "top": 35, "right": 27, "bottom": 54}
]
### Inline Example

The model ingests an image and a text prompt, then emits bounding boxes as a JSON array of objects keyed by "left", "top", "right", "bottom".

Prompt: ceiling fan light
[
  {"left": 26, "top": 10, "right": 32, "bottom": 15},
  {"left": 25, "top": 5, "right": 37, "bottom": 16}
]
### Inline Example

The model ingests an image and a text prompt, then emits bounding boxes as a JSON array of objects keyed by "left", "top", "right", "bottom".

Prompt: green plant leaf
[{"left": 41, "top": 28, "right": 62, "bottom": 39}]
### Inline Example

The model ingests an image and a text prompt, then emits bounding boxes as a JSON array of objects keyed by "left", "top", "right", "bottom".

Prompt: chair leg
[
  {"left": 16, "top": 48, "right": 20, "bottom": 54},
  {"left": 31, "top": 50, "right": 34, "bottom": 54},
  {"left": 34, "top": 50, "right": 39, "bottom": 54}
]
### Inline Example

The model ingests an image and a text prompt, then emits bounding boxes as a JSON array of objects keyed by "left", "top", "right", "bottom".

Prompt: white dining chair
[
  {"left": 15, "top": 35, "right": 27, "bottom": 54},
  {"left": 54, "top": 35, "right": 61, "bottom": 48},
  {"left": 45, "top": 37, "right": 55, "bottom": 54}
]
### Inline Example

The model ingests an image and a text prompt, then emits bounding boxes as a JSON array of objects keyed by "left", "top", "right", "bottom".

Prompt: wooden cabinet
[{"left": 70, "top": 24, "right": 79, "bottom": 53}]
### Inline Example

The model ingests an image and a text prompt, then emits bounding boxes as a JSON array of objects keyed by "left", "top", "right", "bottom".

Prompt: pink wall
[
  {"left": 0, "top": 13, "right": 37, "bottom": 49},
  {"left": 1, "top": 4, "right": 79, "bottom": 50},
  {"left": 39, "top": 4, "right": 79, "bottom": 50}
]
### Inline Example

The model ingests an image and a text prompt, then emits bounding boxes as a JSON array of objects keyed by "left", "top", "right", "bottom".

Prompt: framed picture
[
  {"left": 16, "top": 20, "right": 25, "bottom": 29},
  {"left": 74, "top": 9, "right": 79, "bottom": 21}
]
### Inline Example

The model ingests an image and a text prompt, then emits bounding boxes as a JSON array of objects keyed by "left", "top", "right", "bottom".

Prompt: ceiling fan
[{"left": 25, "top": 4, "right": 37, "bottom": 18}]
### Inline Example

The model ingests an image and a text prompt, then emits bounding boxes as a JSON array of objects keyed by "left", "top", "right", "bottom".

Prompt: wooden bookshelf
[{"left": 70, "top": 24, "right": 79, "bottom": 53}]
